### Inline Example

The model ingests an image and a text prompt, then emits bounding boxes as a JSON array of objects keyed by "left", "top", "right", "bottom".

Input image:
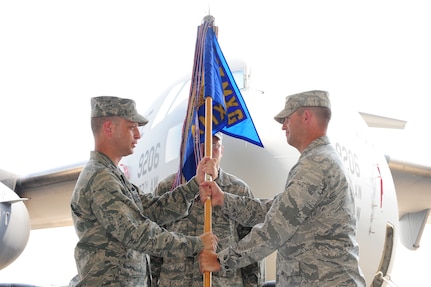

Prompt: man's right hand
[{"left": 200, "top": 231, "right": 218, "bottom": 252}]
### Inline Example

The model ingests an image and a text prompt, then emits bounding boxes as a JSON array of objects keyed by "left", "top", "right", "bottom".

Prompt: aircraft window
[
  {"left": 152, "top": 81, "right": 187, "bottom": 127},
  {"left": 232, "top": 70, "right": 244, "bottom": 90},
  {"left": 168, "top": 79, "right": 191, "bottom": 115},
  {"left": 165, "top": 123, "right": 183, "bottom": 163}
]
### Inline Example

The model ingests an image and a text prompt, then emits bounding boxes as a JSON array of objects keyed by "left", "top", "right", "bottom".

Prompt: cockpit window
[
  {"left": 151, "top": 80, "right": 188, "bottom": 127},
  {"left": 232, "top": 70, "right": 244, "bottom": 90},
  {"left": 168, "top": 79, "right": 191, "bottom": 115},
  {"left": 165, "top": 123, "right": 183, "bottom": 163}
]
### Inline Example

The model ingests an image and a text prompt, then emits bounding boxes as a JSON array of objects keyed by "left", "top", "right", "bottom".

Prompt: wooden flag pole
[{"left": 204, "top": 96, "right": 213, "bottom": 287}]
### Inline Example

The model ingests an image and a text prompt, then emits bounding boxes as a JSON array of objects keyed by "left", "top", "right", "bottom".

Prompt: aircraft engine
[{"left": 0, "top": 182, "right": 31, "bottom": 270}]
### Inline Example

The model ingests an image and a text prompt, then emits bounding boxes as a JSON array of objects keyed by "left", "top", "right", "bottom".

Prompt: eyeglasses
[{"left": 200, "top": 142, "right": 222, "bottom": 150}]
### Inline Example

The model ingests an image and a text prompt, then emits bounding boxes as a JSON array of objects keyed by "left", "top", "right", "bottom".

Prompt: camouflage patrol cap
[
  {"left": 274, "top": 90, "right": 331, "bottom": 124},
  {"left": 91, "top": 96, "right": 149, "bottom": 126}
]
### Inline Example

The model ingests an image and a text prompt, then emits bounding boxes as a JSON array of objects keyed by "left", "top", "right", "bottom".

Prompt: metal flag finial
[{"left": 202, "top": 14, "right": 215, "bottom": 25}]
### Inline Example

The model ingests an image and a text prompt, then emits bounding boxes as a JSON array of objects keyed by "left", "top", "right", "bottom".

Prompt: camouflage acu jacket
[
  {"left": 70, "top": 151, "right": 203, "bottom": 287},
  {"left": 150, "top": 169, "right": 264, "bottom": 287},
  {"left": 218, "top": 136, "right": 366, "bottom": 287}
]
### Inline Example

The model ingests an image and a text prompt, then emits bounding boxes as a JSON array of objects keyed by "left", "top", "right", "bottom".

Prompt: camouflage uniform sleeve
[
  {"left": 223, "top": 192, "right": 272, "bottom": 227},
  {"left": 218, "top": 193, "right": 284, "bottom": 270},
  {"left": 139, "top": 176, "right": 199, "bottom": 226},
  {"left": 218, "top": 160, "right": 326, "bottom": 271},
  {"left": 91, "top": 172, "right": 203, "bottom": 258}
]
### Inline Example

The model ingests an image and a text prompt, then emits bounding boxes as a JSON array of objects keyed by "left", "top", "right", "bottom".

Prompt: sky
[
  {"left": 0, "top": 0, "right": 430, "bottom": 286},
  {"left": 1, "top": 0, "right": 430, "bottom": 176}
]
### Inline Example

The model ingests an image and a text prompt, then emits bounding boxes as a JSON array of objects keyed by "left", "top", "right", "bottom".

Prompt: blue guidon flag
[{"left": 178, "top": 15, "right": 263, "bottom": 182}]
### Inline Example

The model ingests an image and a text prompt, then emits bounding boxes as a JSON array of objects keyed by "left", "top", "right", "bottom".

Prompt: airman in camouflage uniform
[
  {"left": 199, "top": 91, "right": 367, "bottom": 286},
  {"left": 70, "top": 96, "right": 218, "bottom": 287},
  {"left": 150, "top": 133, "right": 264, "bottom": 287}
]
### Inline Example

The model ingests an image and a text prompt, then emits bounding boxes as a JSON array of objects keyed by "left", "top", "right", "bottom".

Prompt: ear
[
  {"left": 102, "top": 120, "right": 114, "bottom": 137},
  {"left": 303, "top": 109, "right": 313, "bottom": 123}
]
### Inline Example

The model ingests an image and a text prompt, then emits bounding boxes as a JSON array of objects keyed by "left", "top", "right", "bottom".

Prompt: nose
[
  {"left": 282, "top": 118, "right": 288, "bottom": 130},
  {"left": 135, "top": 126, "right": 142, "bottom": 139}
]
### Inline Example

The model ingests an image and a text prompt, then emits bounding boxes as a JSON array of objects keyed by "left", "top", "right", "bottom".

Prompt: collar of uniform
[
  {"left": 90, "top": 150, "right": 118, "bottom": 171},
  {"left": 300, "top": 135, "right": 330, "bottom": 157}
]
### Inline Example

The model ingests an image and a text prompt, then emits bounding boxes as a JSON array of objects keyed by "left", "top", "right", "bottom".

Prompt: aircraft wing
[
  {"left": 388, "top": 158, "right": 431, "bottom": 249},
  {"left": 5, "top": 163, "right": 84, "bottom": 230},
  {"left": 359, "top": 112, "right": 407, "bottom": 129},
  {"left": 389, "top": 158, "right": 431, "bottom": 219}
]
